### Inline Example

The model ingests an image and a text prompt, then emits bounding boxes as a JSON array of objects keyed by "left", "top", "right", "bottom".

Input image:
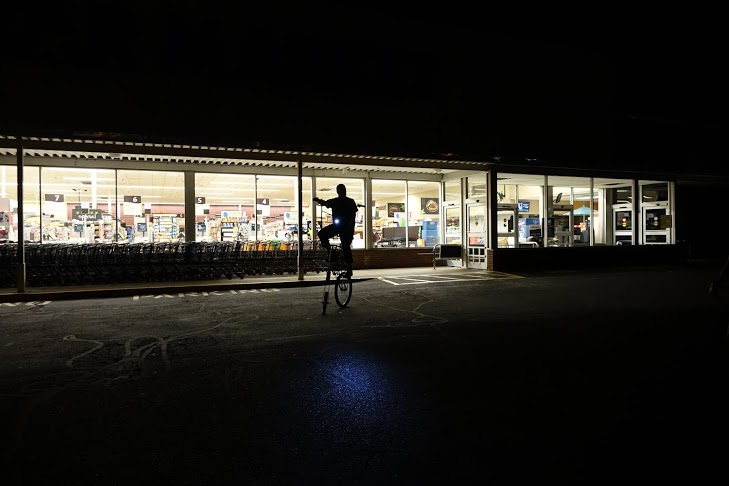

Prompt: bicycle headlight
[{"left": 334, "top": 218, "right": 340, "bottom": 224}]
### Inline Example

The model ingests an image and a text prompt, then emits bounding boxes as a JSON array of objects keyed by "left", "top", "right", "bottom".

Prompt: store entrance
[{"left": 466, "top": 203, "right": 486, "bottom": 269}]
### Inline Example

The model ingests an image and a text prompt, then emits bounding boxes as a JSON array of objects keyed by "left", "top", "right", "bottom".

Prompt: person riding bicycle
[{"left": 313, "top": 183, "right": 358, "bottom": 278}]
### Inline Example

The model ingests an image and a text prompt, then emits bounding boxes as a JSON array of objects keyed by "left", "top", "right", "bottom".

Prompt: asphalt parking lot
[{"left": 2, "top": 262, "right": 728, "bottom": 485}]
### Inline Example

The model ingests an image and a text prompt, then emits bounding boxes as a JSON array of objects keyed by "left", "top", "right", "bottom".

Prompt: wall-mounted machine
[
  {"left": 547, "top": 204, "right": 574, "bottom": 247},
  {"left": 497, "top": 203, "right": 518, "bottom": 248}
]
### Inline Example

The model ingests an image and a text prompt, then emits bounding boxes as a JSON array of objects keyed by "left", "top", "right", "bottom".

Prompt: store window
[
  {"left": 408, "top": 181, "right": 440, "bottom": 247},
  {"left": 545, "top": 176, "right": 592, "bottom": 248},
  {"left": 314, "top": 177, "right": 364, "bottom": 248},
  {"left": 641, "top": 182, "right": 669, "bottom": 203},
  {"left": 570, "top": 178, "right": 593, "bottom": 247},
  {"left": 35, "top": 167, "right": 119, "bottom": 243},
  {"left": 0, "top": 165, "right": 21, "bottom": 242},
  {"left": 195, "top": 173, "right": 255, "bottom": 242},
  {"left": 372, "top": 179, "right": 407, "bottom": 247},
  {"left": 516, "top": 182, "right": 544, "bottom": 248},
  {"left": 496, "top": 173, "right": 544, "bottom": 248},
  {"left": 255, "top": 175, "right": 311, "bottom": 246},
  {"left": 444, "top": 179, "right": 461, "bottom": 203},
  {"left": 117, "top": 170, "right": 185, "bottom": 243},
  {"left": 467, "top": 174, "right": 486, "bottom": 199},
  {"left": 496, "top": 175, "right": 516, "bottom": 205}
]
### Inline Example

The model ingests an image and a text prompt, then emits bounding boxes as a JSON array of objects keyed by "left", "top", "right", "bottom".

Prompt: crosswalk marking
[{"left": 379, "top": 272, "right": 522, "bottom": 285}]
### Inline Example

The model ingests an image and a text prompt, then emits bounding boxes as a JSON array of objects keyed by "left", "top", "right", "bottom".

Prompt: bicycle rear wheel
[{"left": 334, "top": 275, "right": 352, "bottom": 307}]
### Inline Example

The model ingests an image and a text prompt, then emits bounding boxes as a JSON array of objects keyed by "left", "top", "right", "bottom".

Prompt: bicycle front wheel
[
  {"left": 322, "top": 289, "right": 329, "bottom": 315},
  {"left": 334, "top": 275, "right": 352, "bottom": 307}
]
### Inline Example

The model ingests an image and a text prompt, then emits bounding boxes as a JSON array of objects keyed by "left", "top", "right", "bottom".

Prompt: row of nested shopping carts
[{"left": 0, "top": 240, "right": 330, "bottom": 288}]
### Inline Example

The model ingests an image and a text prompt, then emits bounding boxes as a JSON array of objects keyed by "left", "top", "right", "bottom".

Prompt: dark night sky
[{"left": 2, "top": 3, "right": 726, "bottom": 176}]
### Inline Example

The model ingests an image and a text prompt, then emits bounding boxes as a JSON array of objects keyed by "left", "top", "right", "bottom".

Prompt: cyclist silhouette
[{"left": 313, "top": 183, "right": 358, "bottom": 278}]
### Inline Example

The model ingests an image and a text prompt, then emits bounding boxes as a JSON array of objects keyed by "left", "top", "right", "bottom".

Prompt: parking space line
[{"left": 378, "top": 271, "right": 523, "bottom": 286}]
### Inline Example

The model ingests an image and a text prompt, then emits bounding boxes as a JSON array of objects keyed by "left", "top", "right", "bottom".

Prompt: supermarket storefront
[{"left": 0, "top": 135, "right": 680, "bottom": 290}]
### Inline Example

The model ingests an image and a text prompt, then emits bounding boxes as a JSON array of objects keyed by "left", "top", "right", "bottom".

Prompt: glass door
[
  {"left": 444, "top": 205, "right": 461, "bottom": 245},
  {"left": 642, "top": 204, "right": 671, "bottom": 245},
  {"left": 612, "top": 204, "right": 633, "bottom": 246},
  {"left": 466, "top": 203, "right": 486, "bottom": 269}
]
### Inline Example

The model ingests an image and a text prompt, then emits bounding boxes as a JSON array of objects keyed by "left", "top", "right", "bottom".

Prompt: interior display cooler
[{"left": 420, "top": 220, "right": 439, "bottom": 247}]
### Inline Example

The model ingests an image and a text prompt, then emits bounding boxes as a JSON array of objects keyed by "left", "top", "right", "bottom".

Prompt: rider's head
[{"left": 336, "top": 184, "right": 347, "bottom": 197}]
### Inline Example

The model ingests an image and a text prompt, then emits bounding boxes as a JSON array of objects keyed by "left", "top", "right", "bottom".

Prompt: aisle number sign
[
  {"left": 123, "top": 195, "right": 142, "bottom": 216},
  {"left": 44, "top": 194, "right": 66, "bottom": 218},
  {"left": 196, "top": 197, "right": 209, "bottom": 216},
  {"left": 257, "top": 197, "right": 270, "bottom": 217}
]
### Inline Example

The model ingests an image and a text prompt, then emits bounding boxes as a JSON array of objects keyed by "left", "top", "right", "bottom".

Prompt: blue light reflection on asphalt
[{"left": 308, "top": 351, "right": 397, "bottom": 446}]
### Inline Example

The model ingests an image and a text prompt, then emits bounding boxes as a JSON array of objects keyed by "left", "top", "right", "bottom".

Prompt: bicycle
[{"left": 321, "top": 242, "right": 352, "bottom": 315}]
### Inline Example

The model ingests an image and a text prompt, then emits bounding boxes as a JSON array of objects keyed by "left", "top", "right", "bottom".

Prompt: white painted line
[
  {"left": 377, "top": 272, "right": 523, "bottom": 286},
  {"left": 395, "top": 277, "right": 435, "bottom": 283}
]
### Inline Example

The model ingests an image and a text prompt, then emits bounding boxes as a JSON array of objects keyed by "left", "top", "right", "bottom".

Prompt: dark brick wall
[
  {"left": 350, "top": 245, "right": 690, "bottom": 272},
  {"left": 352, "top": 248, "right": 439, "bottom": 269}
]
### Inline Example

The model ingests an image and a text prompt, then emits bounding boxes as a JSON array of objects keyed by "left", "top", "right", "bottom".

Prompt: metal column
[
  {"left": 184, "top": 171, "right": 196, "bottom": 242},
  {"left": 16, "top": 136, "right": 25, "bottom": 292},
  {"left": 297, "top": 159, "right": 305, "bottom": 280}
]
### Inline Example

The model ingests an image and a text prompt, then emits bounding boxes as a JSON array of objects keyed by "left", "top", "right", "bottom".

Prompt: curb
[{"left": 0, "top": 277, "right": 373, "bottom": 303}]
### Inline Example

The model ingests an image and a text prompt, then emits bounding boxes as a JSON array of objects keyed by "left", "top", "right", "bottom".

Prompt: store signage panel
[
  {"left": 44, "top": 194, "right": 65, "bottom": 202},
  {"left": 123, "top": 195, "right": 142, "bottom": 203},
  {"left": 196, "top": 197, "right": 206, "bottom": 204},
  {"left": 421, "top": 198, "right": 439, "bottom": 214},
  {"left": 72, "top": 208, "right": 103, "bottom": 220},
  {"left": 388, "top": 203, "right": 405, "bottom": 217}
]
